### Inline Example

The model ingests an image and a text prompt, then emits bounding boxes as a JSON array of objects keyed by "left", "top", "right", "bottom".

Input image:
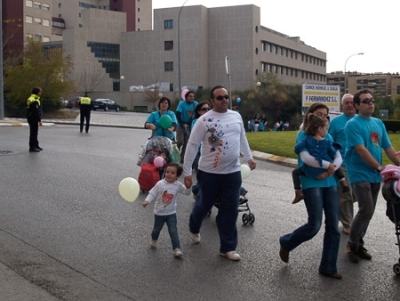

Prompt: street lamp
[
  {"left": 344, "top": 52, "right": 364, "bottom": 94},
  {"left": 120, "top": 75, "right": 124, "bottom": 106},
  {"left": 178, "top": 0, "right": 189, "bottom": 99},
  {"left": 225, "top": 56, "right": 232, "bottom": 109}
]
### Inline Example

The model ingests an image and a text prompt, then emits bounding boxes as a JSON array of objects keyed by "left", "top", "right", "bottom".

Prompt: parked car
[
  {"left": 66, "top": 96, "right": 82, "bottom": 108},
  {"left": 93, "top": 98, "right": 120, "bottom": 111}
]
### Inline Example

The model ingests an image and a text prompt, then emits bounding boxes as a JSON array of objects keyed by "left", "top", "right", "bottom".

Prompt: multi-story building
[
  {"left": 327, "top": 72, "right": 400, "bottom": 101},
  {"left": 3, "top": 1, "right": 328, "bottom": 111},
  {"left": 123, "top": 4, "right": 327, "bottom": 110},
  {"left": 3, "top": 0, "right": 53, "bottom": 58}
]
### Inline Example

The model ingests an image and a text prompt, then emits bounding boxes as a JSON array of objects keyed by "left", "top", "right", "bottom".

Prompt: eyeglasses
[
  {"left": 200, "top": 107, "right": 210, "bottom": 112},
  {"left": 360, "top": 98, "right": 375, "bottom": 104},
  {"left": 214, "top": 95, "right": 229, "bottom": 101}
]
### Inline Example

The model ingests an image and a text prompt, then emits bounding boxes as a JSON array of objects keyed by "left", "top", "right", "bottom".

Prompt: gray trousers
[
  {"left": 348, "top": 181, "right": 381, "bottom": 247},
  {"left": 338, "top": 166, "right": 354, "bottom": 228}
]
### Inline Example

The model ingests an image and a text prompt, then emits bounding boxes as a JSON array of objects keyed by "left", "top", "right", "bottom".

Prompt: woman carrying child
[{"left": 279, "top": 103, "right": 342, "bottom": 279}]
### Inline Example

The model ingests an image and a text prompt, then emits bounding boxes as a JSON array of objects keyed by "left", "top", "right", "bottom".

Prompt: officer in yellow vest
[
  {"left": 79, "top": 92, "right": 92, "bottom": 133},
  {"left": 26, "top": 87, "right": 42, "bottom": 152}
]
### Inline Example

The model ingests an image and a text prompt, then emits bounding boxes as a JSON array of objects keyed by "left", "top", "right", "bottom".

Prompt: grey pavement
[
  {"left": 0, "top": 111, "right": 297, "bottom": 168},
  {"left": 0, "top": 111, "right": 296, "bottom": 300}
]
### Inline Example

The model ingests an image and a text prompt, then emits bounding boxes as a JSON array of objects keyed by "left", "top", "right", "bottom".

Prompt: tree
[
  {"left": 4, "top": 40, "right": 74, "bottom": 114},
  {"left": 144, "top": 87, "right": 160, "bottom": 111},
  {"left": 77, "top": 66, "right": 107, "bottom": 94}
]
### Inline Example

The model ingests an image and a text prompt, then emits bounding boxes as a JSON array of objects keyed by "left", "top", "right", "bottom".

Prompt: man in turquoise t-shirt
[
  {"left": 328, "top": 94, "right": 355, "bottom": 235},
  {"left": 345, "top": 89, "right": 400, "bottom": 264},
  {"left": 176, "top": 90, "right": 198, "bottom": 163}
]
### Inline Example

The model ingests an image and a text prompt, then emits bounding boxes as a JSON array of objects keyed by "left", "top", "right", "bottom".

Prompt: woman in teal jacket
[
  {"left": 145, "top": 97, "right": 177, "bottom": 141},
  {"left": 279, "top": 103, "right": 342, "bottom": 279}
]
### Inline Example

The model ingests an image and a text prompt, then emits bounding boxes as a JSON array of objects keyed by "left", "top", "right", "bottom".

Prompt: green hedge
[{"left": 383, "top": 120, "right": 400, "bottom": 133}]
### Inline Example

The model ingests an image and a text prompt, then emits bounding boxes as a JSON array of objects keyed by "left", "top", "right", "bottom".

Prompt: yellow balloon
[
  {"left": 119, "top": 177, "right": 140, "bottom": 202},
  {"left": 241, "top": 164, "right": 251, "bottom": 180}
]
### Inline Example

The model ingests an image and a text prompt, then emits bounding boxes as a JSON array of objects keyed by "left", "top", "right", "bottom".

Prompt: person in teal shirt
[
  {"left": 145, "top": 97, "right": 177, "bottom": 141},
  {"left": 176, "top": 90, "right": 198, "bottom": 162},
  {"left": 280, "top": 103, "right": 342, "bottom": 279},
  {"left": 344, "top": 89, "right": 400, "bottom": 264},
  {"left": 328, "top": 93, "right": 356, "bottom": 235}
]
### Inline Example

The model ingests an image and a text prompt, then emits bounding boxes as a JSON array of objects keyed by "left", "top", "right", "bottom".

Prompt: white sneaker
[
  {"left": 150, "top": 239, "right": 157, "bottom": 249},
  {"left": 189, "top": 232, "right": 201, "bottom": 244},
  {"left": 173, "top": 248, "right": 183, "bottom": 257},
  {"left": 220, "top": 251, "right": 241, "bottom": 261}
]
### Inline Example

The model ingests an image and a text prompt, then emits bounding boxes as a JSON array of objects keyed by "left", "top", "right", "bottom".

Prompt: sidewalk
[
  {"left": 0, "top": 111, "right": 296, "bottom": 300},
  {"left": 0, "top": 263, "right": 58, "bottom": 300}
]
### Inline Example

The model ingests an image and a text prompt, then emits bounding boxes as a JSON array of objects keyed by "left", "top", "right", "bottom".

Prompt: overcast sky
[{"left": 153, "top": 0, "right": 399, "bottom": 74}]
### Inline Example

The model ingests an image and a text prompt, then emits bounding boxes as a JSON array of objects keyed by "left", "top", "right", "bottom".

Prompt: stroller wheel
[
  {"left": 242, "top": 213, "right": 249, "bottom": 225},
  {"left": 249, "top": 213, "right": 255, "bottom": 225},
  {"left": 393, "top": 263, "right": 400, "bottom": 276}
]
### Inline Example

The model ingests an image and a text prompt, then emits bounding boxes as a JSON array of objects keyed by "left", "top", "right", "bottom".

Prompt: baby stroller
[
  {"left": 193, "top": 186, "right": 255, "bottom": 225},
  {"left": 381, "top": 165, "right": 400, "bottom": 276},
  {"left": 137, "top": 136, "right": 180, "bottom": 192}
]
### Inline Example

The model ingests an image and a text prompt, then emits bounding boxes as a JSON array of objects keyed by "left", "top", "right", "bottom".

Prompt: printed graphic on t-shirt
[
  {"left": 162, "top": 190, "right": 174, "bottom": 207},
  {"left": 370, "top": 131, "right": 379, "bottom": 147},
  {"left": 205, "top": 117, "right": 230, "bottom": 168}
]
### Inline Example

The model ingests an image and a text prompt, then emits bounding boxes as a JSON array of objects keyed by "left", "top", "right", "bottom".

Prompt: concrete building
[
  {"left": 123, "top": 4, "right": 327, "bottom": 110},
  {"left": 3, "top": 1, "right": 328, "bottom": 111},
  {"left": 327, "top": 72, "right": 400, "bottom": 101}
]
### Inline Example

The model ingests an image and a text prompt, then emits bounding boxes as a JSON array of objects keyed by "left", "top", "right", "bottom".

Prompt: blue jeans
[
  {"left": 280, "top": 186, "right": 340, "bottom": 274},
  {"left": 189, "top": 170, "right": 241, "bottom": 253},
  {"left": 151, "top": 213, "right": 180, "bottom": 250},
  {"left": 348, "top": 182, "right": 381, "bottom": 248}
]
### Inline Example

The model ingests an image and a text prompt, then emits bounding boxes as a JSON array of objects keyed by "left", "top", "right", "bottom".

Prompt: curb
[
  {"left": 251, "top": 150, "right": 297, "bottom": 168},
  {"left": 0, "top": 121, "right": 55, "bottom": 127}
]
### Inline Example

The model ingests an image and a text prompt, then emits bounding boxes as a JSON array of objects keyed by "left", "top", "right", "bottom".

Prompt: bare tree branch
[{"left": 77, "top": 67, "right": 107, "bottom": 93}]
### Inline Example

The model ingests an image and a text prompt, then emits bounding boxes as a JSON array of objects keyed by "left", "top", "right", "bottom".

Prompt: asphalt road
[{"left": 1, "top": 124, "right": 400, "bottom": 300}]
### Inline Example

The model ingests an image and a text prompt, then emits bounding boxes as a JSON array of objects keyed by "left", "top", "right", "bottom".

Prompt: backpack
[{"left": 138, "top": 163, "right": 160, "bottom": 191}]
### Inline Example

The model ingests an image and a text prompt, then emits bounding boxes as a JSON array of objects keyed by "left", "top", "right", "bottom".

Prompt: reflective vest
[
  {"left": 80, "top": 97, "right": 91, "bottom": 105},
  {"left": 27, "top": 94, "right": 41, "bottom": 107}
]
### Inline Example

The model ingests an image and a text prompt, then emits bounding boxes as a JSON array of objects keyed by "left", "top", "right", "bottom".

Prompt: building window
[
  {"left": 26, "top": 33, "right": 33, "bottom": 39},
  {"left": 267, "top": 44, "right": 271, "bottom": 53},
  {"left": 164, "top": 20, "right": 173, "bottom": 29},
  {"left": 43, "top": 36, "right": 50, "bottom": 42},
  {"left": 26, "top": 15, "right": 33, "bottom": 23},
  {"left": 281, "top": 48, "right": 284, "bottom": 56},
  {"left": 43, "top": 19, "right": 50, "bottom": 26},
  {"left": 286, "top": 49, "right": 288, "bottom": 57},
  {"left": 34, "top": 17, "right": 42, "bottom": 24},
  {"left": 26, "top": 0, "right": 33, "bottom": 7},
  {"left": 42, "top": 3, "right": 50, "bottom": 11},
  {"left": 34, "top": 34, "right": 41, "bottom": 41},
  {"left": 164, "top": 62, "right": 173, "bottom": 71},
  {"left": 34, "top": 1, "right": 41, "bottom": 9},
  {"left": 164, "top": 41, "right": 173, "bottom": 51},
  {"left": 58, "top": 3, "right": 61, "bottom": 8},
  {"left": 138, "top": 8, "right": 140, "bottom": 12},
  {"left": 138, "top": 18, "right": 140, "bottom": 22},
  {"left": 87, "top": 41, "right": 120, "bottom": 91},
  {"left": 53, "top": 20, "right": 65, "bottom": 28}
]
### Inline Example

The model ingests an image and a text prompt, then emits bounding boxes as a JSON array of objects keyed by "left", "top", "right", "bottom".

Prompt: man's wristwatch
[{"left": 377, "top": 165, "right": 383, "bottom": 171}]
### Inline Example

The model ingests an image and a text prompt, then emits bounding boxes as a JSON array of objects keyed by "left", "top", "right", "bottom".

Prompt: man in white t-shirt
[{"left": 183, "top": 85, "right": 256, "bottom": 261}]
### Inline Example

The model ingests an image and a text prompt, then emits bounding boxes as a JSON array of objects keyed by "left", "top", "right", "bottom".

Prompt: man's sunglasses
[
  {"left": 360, "top": 98, "right": 375, "bottom": 104},
  {"left": 214, "top": 95, "right": 229, "bottom": 101}
]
